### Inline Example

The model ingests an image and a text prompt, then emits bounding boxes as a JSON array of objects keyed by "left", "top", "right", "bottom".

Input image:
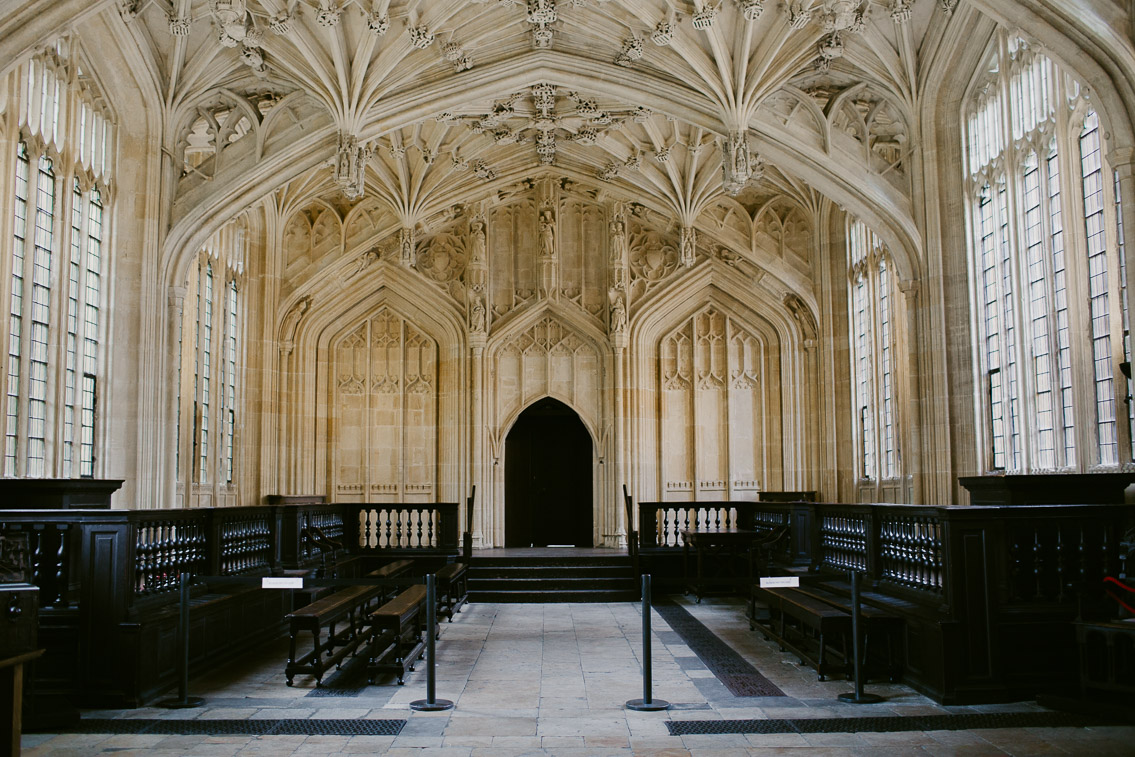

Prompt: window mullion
[
  {"left": 53, "top": 172, "right": 80, "bottom": 476},
  {"left": 1061, "top": 110, "right": 1100, "bottom": 468},
  {"left": 1102, "top": 157, "right": 1133, "bottom": 465},
  {"left": 1013, "top": 157, "right": 1043, "bottom": 473},
  {"left": 997, "top": 46, "right": 1027, "bottom": 473}
]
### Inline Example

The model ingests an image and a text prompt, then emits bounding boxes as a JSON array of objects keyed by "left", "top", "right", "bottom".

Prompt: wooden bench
[
  {"left": 367, "top": 559, "right": 415, "bottom": 603},
  {"left": 366, "top": 585, "right": 429, "bottom": 685},
  {"left": 436, "top": 562, "right": 467, "bottom": 621},
  {"left": 284, "top": 583, "right": 382, "bottom": 686},
  {"left": 790, "top": 584, "right": 903, "bottom": 681},
  {"left": 751, "top": 585, "right": 851, "bottom": 680}
]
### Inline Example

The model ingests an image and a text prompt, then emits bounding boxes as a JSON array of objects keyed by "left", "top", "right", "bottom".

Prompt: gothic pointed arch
[
  {"left": 276, "top": 260, "right": 467, "bottom": 501},
  {"left": 627, "top": 265, "right": 816, "bottom": 503}
]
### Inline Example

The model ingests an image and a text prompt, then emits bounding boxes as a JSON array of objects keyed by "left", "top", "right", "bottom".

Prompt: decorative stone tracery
[{"left": 331, "top": 309, "right": 438, "bottom": 502}]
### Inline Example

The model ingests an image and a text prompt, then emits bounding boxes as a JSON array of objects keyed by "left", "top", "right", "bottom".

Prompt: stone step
[
  {"left": 468, "top": 588, "right": 640, "bottom": 603},
  {"left": 468, "top": 565, "right": 633, "bottom": 580},
  {"left": 467, "top": 553, "right": 637, "bottom": 602},
  {"left": 468, "top": 576, "right": 636, "bottom": 592}
]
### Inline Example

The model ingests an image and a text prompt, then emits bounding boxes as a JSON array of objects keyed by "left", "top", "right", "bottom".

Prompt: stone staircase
[{"left": 468, "top": 553, "right": 638, "bottom": 602}]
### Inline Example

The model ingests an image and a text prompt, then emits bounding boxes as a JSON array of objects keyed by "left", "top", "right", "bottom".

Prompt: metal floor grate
[
  {"left": 655, "top": 599, "right": 785, "bottom": 697},
  {"left": 305, "top": 657, "right": 371, "bottom": 697},
  {"left": 667, "top": 711, "right": 1112, "bottom": 735},
  {"left": 64, "top": 718, "right": 406, "bottom": 736}
]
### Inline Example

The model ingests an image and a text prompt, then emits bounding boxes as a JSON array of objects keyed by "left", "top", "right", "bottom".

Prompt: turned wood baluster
[
  {"left": 140, "top": 524, "right": 153, "bottom": 595},
  {"left": 28, "top": 527, "right": 44, "bottom": 592},
  {"left": 917, "top": 518, "right": 931, "bottom": 589},
  {"left": 136, "top": 526, "right": 147, "bottom": 595},
  {"left": 53, "top": 526, "right": 67, "bottom": 606},
  {"left": 384, "top": 509, "right": 393, "bottom": 548},
  {"left": 903, "top": 519, "right": 914, "bottom": 587},
  {"left": 902, "top": 518, "right": 915, "bottom": 586},
  {"left": 1032, "top": 527, "right": 1045, "bottom": 600},
  {"left": 1055, "top": 527, "right": 1067, "bottom": 602}
]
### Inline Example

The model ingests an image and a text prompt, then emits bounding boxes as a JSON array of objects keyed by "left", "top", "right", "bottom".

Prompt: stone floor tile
[
  {"left": 801, "top": 732, "right": 869, "bottom": 746},
  {"left": 920, "top": 743, "right": 1010, "bottom": 756},
  {"left": 340, "top": 736, "right": 398, "bottom": 753}
]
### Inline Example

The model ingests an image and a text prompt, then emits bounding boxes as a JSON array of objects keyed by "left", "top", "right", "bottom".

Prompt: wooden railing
[
  {"left": 636, "top": 500, "right": 1127, "bottom": 605},
  {"left": 344, "top": 502, "right": 460, "bottom": 553},
  {"left": 0, "top": 514, "right": 78, "bottom": 608},
  {"left": 216, "top": 506, "right": 274, "bottom": 575},
  {"left": 133, "top": 510, "right": 209, "bottom": 599},
  {"left": 0, "top": 499, "right": 463, "bottom": 706},
  {"left": 633, "top": 497, "right": 1131, "bottom": 703}
]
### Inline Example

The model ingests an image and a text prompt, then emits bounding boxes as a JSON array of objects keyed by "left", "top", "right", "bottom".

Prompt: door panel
[{"left": 505, "top": 398, "right": 593, "bottom": 547}]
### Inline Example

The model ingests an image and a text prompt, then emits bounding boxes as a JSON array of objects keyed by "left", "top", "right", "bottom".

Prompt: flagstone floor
[{"left": 21, "top": 596, "right": 1135, "bottom": 756}]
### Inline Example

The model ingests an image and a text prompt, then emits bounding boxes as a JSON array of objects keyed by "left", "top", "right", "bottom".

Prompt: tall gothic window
[
  {"left": 964, "top": 34, "right": 1130, "bottom": 473},
  {"left": 177, "top": 223, "right": 244, "bottom": 505},
  {"left": 3, "top": 43, "right": 113, "bottom": 478},
  {"left": 847, "top": 219, "right": 899, "bottom": 483}
]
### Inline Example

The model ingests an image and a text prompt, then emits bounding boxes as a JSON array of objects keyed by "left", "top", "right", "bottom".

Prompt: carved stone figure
[
  {"left": 400, "top": 227, "right": 415, "bottom": 266},
  {"left": 610, "top": 218, "right": 627, "bottom": 263},
  {"left": 610, "top": 291, "right": 627, "bottom": 334},
  {"left": 470, "top": 220, "right": 486, "bottom": 264},
  {"left": 470, "top": 293, "right": 486, "bottom": 333},
  {"left": 680, "top": 226, "right": 696, "bottom": 267},
  {"left": 540, "top": 210, "right": 556, "bottom": 259}
]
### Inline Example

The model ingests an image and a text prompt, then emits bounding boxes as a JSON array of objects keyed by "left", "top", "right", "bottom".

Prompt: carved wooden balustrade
[
  {"left": 343, "top": 502, "right": 460, "bottom": 555},
  {"left": 215, "top": 506, "right": 274, "bottom": 576},
  {"left": 0, "top": 514, "right": 77, "bottom": 608},
  {"left": 634, "top": 498, "right": 1131, "bottom": 702},
  {"left": 638, "top": 501, "right": 760, "bottom": 548}
]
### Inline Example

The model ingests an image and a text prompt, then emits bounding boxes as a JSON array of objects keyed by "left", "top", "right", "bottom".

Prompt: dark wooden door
[{"left": 505, "top": 398, "right": 593, "bottom": 547}]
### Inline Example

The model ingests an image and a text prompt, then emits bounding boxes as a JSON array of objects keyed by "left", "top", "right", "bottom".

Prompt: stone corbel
[
  {"left": 279, "top": 295, "right": 313, "bottom": 357},
  {"left": 1108, "top": 146, "right": 1135, "bottom": 179}
]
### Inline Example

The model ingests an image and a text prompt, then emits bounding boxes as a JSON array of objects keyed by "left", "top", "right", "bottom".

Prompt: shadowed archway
[{"left": 504, "top": 397, "right": 593, "bottom": 548}]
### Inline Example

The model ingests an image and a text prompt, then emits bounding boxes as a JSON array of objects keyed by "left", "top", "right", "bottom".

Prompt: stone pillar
[
  {"left": 470, "top": 341, "right": 486, "bottom": 548},
  {"left": 899, "top": 278, "right": 923, "bottom": 504},
  {"left": 612, "top": 339, "right": 629, "bottom": 547},
  {"left": 278, "top": 296, "right": 312, "bottom": 495},
  {"left": 164, "top": 286, "right": 186, "bottom": 509}
]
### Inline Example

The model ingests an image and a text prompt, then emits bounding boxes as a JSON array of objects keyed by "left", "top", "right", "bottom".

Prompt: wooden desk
[
  {"left": 1, "top": 649, "right": 43, "bottom": 757},
  {"left": 681, "top": 527, "right": 766, "bottom": 603}
]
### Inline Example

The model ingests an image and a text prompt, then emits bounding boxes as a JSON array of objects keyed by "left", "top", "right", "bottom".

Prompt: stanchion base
[
  {"left": 157, "top": 696, "right": 205, "bottom": 709},
  {"left": 410, "top": 699, "right": 454, "bottom": 711},
  {"left": 626, "top": 698, "right": 670, "bottom": 711},
  {"left": 837, "top": 692, "right": 884, "bottom": 704}
]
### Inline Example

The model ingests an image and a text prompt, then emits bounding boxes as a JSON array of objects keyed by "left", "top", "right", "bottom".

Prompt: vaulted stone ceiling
[{"left": 110, "top": 0, "right": 951, "bottom": 257}]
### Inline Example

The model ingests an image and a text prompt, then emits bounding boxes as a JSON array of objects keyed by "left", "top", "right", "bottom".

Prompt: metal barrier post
[
  {"left": 158, "top": 572, "right": 205, "bottom": 708},
  {"left": 411, "top": 573, "right": 454, "bottom": 711},
  {"left": 626, "top": 574, "right": 669, "bottom": 711},
  {"left": 838, "top": 571, "right": 884, "bottom": 704}
]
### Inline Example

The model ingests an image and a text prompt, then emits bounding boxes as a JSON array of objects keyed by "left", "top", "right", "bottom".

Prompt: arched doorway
[{"left": 504, "top": 397, "right": 593, "bottom": 547}]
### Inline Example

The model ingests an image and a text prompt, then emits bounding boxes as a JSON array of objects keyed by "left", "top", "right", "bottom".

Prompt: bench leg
[
  {"left": 817, "top": 631, "right": 826, "bottom": 681},
  {"left": 286, "top": 631, "right": 299, "bottom": 686},
  {"left": 312, "top": 630, "right": 326, "bottom": 686}
]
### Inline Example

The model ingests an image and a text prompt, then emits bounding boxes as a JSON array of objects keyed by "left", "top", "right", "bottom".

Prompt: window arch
[
  {"left": 964, "top": 33, "right": 1131, "bottom": 473},
  {"left": 3, "top": 40, "right": 114, "bottom": 478},
  {"left": 175, "top": 222, "right": 245, "bottom": 507},
  {"left": 847, "top": 218, "right": 899, "bottom": 485}
]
